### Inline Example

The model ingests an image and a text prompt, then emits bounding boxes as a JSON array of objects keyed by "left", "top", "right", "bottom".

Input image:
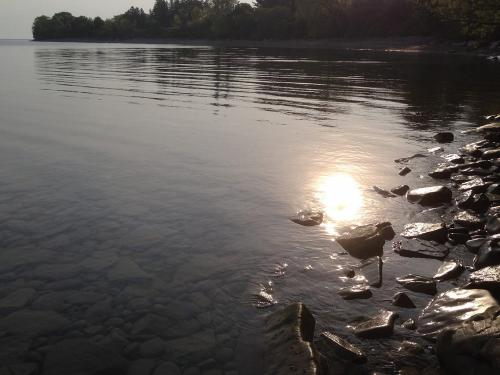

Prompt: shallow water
[{"left": 1, "top": 40, "right": 500, "bottom": 374}]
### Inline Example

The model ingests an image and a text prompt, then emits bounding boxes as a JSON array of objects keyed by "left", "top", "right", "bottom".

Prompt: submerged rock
[
  {"left": 417, "top": 288, "right": 500, "bottom": 338},
  {"left": 352, "top": 310, "right": 398, "bottom": 339},
  {"left": 264, "top": 303, "right": 323, "bottom": 375},
  {"left": 467, "top": 265, "right": 500, "bottom": 292},
  {"left": 391, "top": 185, "right": 410, "bottom": 196},
  {"left": 392, "top": 292, "right": 416, "bottom": 308},
  {"left": 396, "top": 275, "right": 437, "bottom": 295},
  {"left": 359, "top": 257, "right": 383, "bottom": 287},
  {"left": 434, "top": 132, "right": 454, "bottom": 143},
  {"left": 399, "top": 166, "right": 411, "bottom": 176},
  {"left": 336, "top": 222, "right": 394, "bottom": 259},
  {"left": 433, "top": 261, "right": 464, "bottom": 281},
  {"left": 393, "top": 238, "right": 449, "bottom": 260},
  {"left": 373, "top": 186, "right": 396, "bottom": 198},
  {"left": 407, "top": 186, "right": 452, "bottom": 206},
  {"left": 437, "top": 313, "right": 500, "bottom": 375},
  {"left": 401, "top": 222, "right": 448, "bottom": 243},
  {"left": 291, "top": 211, "right": 324, "bottom": 227},
  {"left": 338, "top": 285, "right": 372, "bottom": 300},
  {"left": 319, "top": 331, "right": 366, "bottom": 363}
]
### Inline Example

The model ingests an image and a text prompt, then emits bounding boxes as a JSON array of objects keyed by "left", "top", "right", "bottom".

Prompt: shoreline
[{"left": 33, "top": 36, "right": 500, "bottom": 55}]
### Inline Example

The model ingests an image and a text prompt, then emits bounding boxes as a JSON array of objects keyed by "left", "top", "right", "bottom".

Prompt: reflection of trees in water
[{"left": 35, "top": 47, "right": 500, "bottom": 128}]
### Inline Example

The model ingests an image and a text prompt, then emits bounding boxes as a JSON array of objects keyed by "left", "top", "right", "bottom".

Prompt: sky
[{"left": 0, "top": 0, "right": 252, "bottom": 39}]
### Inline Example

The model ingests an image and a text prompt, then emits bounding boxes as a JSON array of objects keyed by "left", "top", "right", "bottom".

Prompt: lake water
[{"left": 1, "top": 40, "right": 500, "bottom": 374}]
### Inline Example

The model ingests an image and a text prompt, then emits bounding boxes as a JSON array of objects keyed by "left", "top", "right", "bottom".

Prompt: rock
[
  {"left": 428, "top": 168, "right": 453, "bottom": 179},
  {"left": 434, "top": 132, "right": 454, "bottom": 143},
  {"left": 80, "top": 254, "right": 118, "bottom": 272},
  {"left": 436, "top": 314, "right": 500, "bottom": 375},
  {"left": 359, "top": 257, "right": 383, "bottom": 287},
  {"left": 428, "top": 146, "right": 444, "bottom": 153},
  {"left": 417, "top": 288, "right": 500, "bottom": 337},
  {"left": 393, "top": 238, "right": 449, "bottom": 260},
  {"left": 456, "top": 191, "right": 474, "bottom": 209},
  {"left": 32, "top": 263, "right": 81, "bottom": 281},
  {"left": 487, "top": 217, "right": 500, "bottom": 234},
  {"left": 337, "top": 285, "right": 372, "bottom": 300},
  {"left": 466, "top": 238, "right": 487, "bottom": 253},
  {"left": 399, "top": 167, "right": 411, "bottom": 176},
  {"left": 263, "top": 303, "right": 323, "bottom": 375},
  {"left": 373, "top": 186, "right": 396, "bottom": 198},
  {"left": 401, "top": 223, "right": 448, "bottom": 243},
  {"left": 470, "top": 193, "right": 491, "bottom": 213},
  {"left": 127, "top": 359, "right": 157, "bottom": 375},
  {"left": 396, "top": 275, "right": 437, "bottom": 295},
  {"left": 107, "top": 258, "right": 151, "bottom": 282},
  {"left": 474, "top": 241, "right": 500, "bottom": 269},
  {"left": 476, "top": 122, "right": 500, "bottom": 133},
  {"left": 0, "top": 288, "right": 36, "bottom": 312},
  {"left": 352, "top": 310, "right": 398, "bottom": 338},
  {"left": 467, "top": 265, "right": 500, "bottom": 292},
  {"left": 407, "top": 186, "right": 452, "bottom": 206},
  {"left": 0, "top": 335, "right": 32, "bottom": 365},
  {"left": 152, "top": 362, "right": 182, "bottom": 375},
  {"left": 397, "top": 341, "right": 424, "bottom": 355},
  {"left": 443, "top": 154, "right": 464, "bottom": 164},
  {"left": 392, "top": 292, "right": 416, "bottom": 308},
  {"left": 453, "top": 211, "right": 485, "bottom": 230},
  {"left": 448, "top": 231, "right": 470, "bottom": 244},
  {"left": 0, "top": 310, "right": 69, "bottom": 336},
  {"left": 394, "top": 153, "right": 426, "bottom": 163},
  {"left": 433, "top": 261, "right": 464, "bottom": 281},
  {"left": 43, "top": 338, "right": 129, "bottom": 375},
  {"left": 319, "top": 331, "right": 366, "bottom": 363},
  {"left": 401, "top": 319, "right": 416, "bottom": 330},
  {"left": 290, "top": 210, "right": 323, "bottom": 227},
  {"left": 140, "top": 337, "right": 165, "bottom": 358},
  {"left": 459, "top": 178, "right": 490, "bottom": 193},
  {"left": 391, "top": 185, "right": 410, "bottom": 196},
  {"left": 336, "top": 222, "right": 394, "bottom": 259}
]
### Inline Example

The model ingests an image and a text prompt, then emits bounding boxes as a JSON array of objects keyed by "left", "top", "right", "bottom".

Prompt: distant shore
[{"left": 34, "top": 36, "right": 500, "bottom": 55}]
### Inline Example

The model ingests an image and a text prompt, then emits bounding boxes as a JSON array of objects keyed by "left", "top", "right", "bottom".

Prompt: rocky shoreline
[{"left": 278, "top": 116, "right": 500, "bottom": 374}]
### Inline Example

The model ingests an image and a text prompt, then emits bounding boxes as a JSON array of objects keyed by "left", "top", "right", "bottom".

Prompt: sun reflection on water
[{"left": 316, "top": 172, "right": 363, "bottom": 235}]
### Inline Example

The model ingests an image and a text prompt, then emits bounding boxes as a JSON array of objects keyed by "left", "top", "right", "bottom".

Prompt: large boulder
[
  {"left": 407, "top": 186, "right": 452, "bottom": 206},
  {"left": 417, "top": 288, "right": 500, "bottom": 338},
  {"left": 400, "top": 223, "right": 448, "bottom": 243},
  {"left": 437, "top": 313, "right": 500, "bottom": 375},
  {"left": 336, "top": 222, "right": 394, "bottom": 259},
  {"left": 264, "top": 303, "right": 324, "bottom": 375}
]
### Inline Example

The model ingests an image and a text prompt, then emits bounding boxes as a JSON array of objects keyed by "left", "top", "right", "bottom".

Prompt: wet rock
[
  {"left": 396, "top": 275, "right": 437, "bottom": 295},
  {"left": 481, "top": 148, "right": 500, "bottom": 159},
  {"left": 476, "top": 122, "right": 500, "bottom": 133},
  {"left": 393, "top": 238, "right": 449, "bottom": 260},
  {"left": 428, "top": 168, "right": 453, "bottom": 179},
  {"left": 167, "top": 329, "right": 216, "bottom": 364},
  {"left": 417, "top": 288, "right": 500, "bottom": 337},
  {"left": 459, "top": 177, "right": 490, "bottom": 193},
  {"left": 402, "top": 319, "right": 416, "bottom": 330},
  {"left": 448, "top": 231, "right": 470, "bottom": 244},
  {"left": 456, "top": 191, "right": 474, "bottom": 209},
  {"left": 434, "top": 132, "right": 454, "bottom": 143},
  {"left": 336, "top": 222, "right": 394, "bottom": 259},
  {"left": 391, "top": 185, "right": 410, "bottom": 196},
  {"left": 0, "top": 310, "right": 69, "bottom": 336},
  {"left": 43, "top": 338, "right": 129, "bottom": 375},
  {"left": 428, "top": 146, "right": 444, "bottom": 153},
  {"left": 107, "top": 258, "right": 151, "bottom": 282},
  {"left": 487, "top": 217, "right": 500, "bottom": 234},
  {"left": 140, "top": 337, "right": 165, "bottom": 358},
  {"left": 437, "top": 313, "right": 500, "bottom": 375},
  {"left": 453, "top": 211, "right": 485, "bottom": 230},
  {"left": 263, "top": 303, "right": 323, "bottom": 375},
  {"left": 470, "top": 193, "right": 491, "bottom": 213},
  {"left": 392, "top": 292, "right": 416, "bottom": 308},
  {"left": 399, "top": 167, "right": 411, "bottom": 176},
  {"left": 373, "top": 186, "right": 396, "bottom": 198},
  {"left": 407, "top": 186, "right": 452, "bottom": 206},
  {"left": 467, "top": 265, "right": 500, "bottom": 292},
  {"left": 460, "top": 140, "right": 488, "bottom": 157},
  {"left": 433, "top": 261, "right": 464, "bottom": 281},
  {"left": 319, "top": 331, "right": 366, "bottom": 363},
  {"left": 0, "top": 288, "right": 36, "bottom": 313},
  {"left": 291, "top": 210, "right": 323, "bottom": 227},
  {"left": 443, "top": 154, "right": 465, "bottom": 164},
  {"left": 352, "top": 310, "right": 398, "bottom": 339},
  {"left": 359, "top": 257, "right": 383, "bottom": 287},
  {"left": 401, "top": 223, "right": 448, "bottom": 243},
  {"left": 397, "top": 341, "right": 424, "bottom": 355},
  {"left": 474, "top": 241, "right": 500, "bottom": 269},
  {"left": 342, "top": 268, "right": 355, "bottom": 278},
  {"left": 338, "top": 285, "right": 372, "bottom": 300},
  {"left": 466, "top": 238, "right": 487, "bottom": 253}
]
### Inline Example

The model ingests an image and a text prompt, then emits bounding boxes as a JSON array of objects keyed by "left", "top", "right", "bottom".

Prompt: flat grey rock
[
  {"left": 393, "top": 238, "right": 449, "bottom": 260},
  {"left": 407, "top": 186, "right": 452, "bottom": 206},
  {"left": 352, "top": 310, "right": 398, "bottom": 339},
  {"left": 401, "top": 223, "right": 447, "bottom": 243},
  {"left": 396, "top": 274, "right": 437, "bottom": 295}
]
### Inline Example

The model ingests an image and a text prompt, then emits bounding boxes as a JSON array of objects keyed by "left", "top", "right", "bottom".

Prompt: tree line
[{"left": 32, "top": 0, "right": 500, "bottom": 42}]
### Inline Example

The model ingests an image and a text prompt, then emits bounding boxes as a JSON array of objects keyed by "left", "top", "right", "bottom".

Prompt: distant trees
[{"left": 32, "top": 0, "right": 500, "bottom": 41}]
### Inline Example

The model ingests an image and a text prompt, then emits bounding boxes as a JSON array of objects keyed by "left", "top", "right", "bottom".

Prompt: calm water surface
[{"left": 1, "top": 40, "right": 500, "bottom": 374}]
